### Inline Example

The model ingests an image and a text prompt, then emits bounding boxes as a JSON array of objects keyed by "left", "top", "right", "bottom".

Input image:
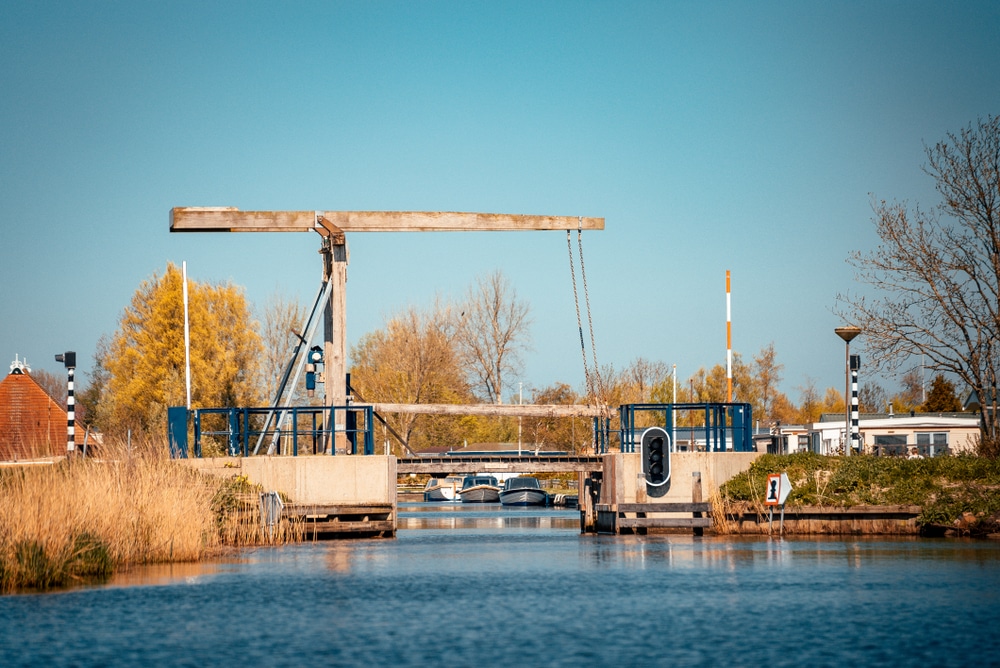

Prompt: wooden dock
[
  {"left": 285, "top": 503, "right": 395, "bottom": 538},
  {"left": 596, "top": 502, "right": 712, "bottom": 534}
]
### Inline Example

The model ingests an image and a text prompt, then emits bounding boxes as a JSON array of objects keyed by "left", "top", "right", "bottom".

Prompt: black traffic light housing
[
  {"left": 641, "top": 426, "right": 671, "bottom": 492},
  {"left": 55, "top": 351, "right": 76, "bottom": 368}
]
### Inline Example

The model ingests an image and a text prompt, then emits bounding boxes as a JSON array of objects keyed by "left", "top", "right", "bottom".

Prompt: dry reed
[{"left": 0, "top": 436, "right": 233, "bottom": 591}]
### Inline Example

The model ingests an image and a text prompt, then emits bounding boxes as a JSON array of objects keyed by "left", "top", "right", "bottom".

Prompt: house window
[
  {"left": 874, "top": 434, "right": 907, "bottom": 457},
  {"left": 916, "top": 432, "right": 949, "bottom": 457}
]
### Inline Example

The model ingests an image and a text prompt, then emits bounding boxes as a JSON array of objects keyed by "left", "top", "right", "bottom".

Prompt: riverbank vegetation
[
  {"left": 717, "top": 452, "right": 1000, "bottom": 535},
  {"left": 0, "top": 438, "right": 285, "bottom": 593}
]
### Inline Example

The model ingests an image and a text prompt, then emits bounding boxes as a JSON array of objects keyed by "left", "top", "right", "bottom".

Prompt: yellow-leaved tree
[
  {"left": 93, "top": 263, "right": 263, "bottom": 437},
  {"left": 350, "top": 302, "right": 476, "bottom": 454}
]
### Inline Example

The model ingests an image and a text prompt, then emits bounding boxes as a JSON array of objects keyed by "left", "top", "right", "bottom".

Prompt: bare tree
[
  {"left": 455, "top": 270, "right": 532, "bottom": 404},
  {"left": 839, "top": 116, "right": 1000, "bottom": 455},
  {"left": 29, "top": 368, "right": 66, "bottom": 407},
  {"left": 257, "top": 291, "right": 309, "bottom": 404}
]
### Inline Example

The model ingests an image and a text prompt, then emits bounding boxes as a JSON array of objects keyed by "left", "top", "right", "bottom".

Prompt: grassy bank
[
  {"left": 0, "top": 439, "right": 292, "bottom": 593},
  {"left": 716, "top": 452, "right": 1000, "bottom": 535}
]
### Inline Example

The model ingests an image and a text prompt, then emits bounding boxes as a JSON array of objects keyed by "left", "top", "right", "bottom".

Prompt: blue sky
[{"left": 2, "top": 1, "right": 998, "bottom": 405}]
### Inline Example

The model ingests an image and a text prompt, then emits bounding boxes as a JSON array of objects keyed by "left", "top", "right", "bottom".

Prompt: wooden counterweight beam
[
  {"left": 170, "top": 207, "right": 605, "bottom": 233},
  {"left": 369, "top": 402, "right": 611, "bottom": 419}
]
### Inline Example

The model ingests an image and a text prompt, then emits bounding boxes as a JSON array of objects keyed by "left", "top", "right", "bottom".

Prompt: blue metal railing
[
  {"left": 174, "top": 405, "right": 374, "bottom": 457},
  {"left": 616, "top": 402, "right": 753, "bottom": 453}
]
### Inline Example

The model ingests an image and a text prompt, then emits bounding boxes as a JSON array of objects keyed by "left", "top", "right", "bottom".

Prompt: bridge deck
[{"left": 398, "top": 455, "right": 603, "bottom": 475}]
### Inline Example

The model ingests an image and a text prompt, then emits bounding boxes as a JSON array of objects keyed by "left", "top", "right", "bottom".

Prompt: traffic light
[
  {"left": 641, "top": 426, "right": 671, "bottom": 488},
  {"left": 306, "top": 364, "right": 316, "bottom": 396},
  {"left": 55, "top": 351, "right": 76, "bottom": 368}
]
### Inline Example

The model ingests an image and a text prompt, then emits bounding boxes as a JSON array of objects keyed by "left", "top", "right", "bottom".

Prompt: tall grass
[{"left": 0, "top": 436, "right": 272, "bottom": 592}]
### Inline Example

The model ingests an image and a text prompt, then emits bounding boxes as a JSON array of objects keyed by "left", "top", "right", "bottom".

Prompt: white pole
[
  {"left": 672, "top": 364, "right": 677, "bottom": 453},
  {"left": 726, "top": 270, "right": 732, "bottom": 403},
  {"left": 518, "top": 382, "right": 523, "bottom": 455},
  {"left": 182, "top": 261, "right": 192, "bottom": 410}
]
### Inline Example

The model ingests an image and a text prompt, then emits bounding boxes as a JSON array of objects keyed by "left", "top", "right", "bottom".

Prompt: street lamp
[{"left": 834, "top": 327, "right": 861, "bottom": 456}]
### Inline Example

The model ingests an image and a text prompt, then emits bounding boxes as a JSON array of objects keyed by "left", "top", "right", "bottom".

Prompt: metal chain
[
  {"left": 567, "top": 230, "right": 594, "bottom": 400},
  {"left": 577, "top": 225, "right": 602, "bottom": 401}
]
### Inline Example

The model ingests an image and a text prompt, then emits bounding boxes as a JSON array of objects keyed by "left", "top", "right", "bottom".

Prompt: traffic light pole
[{"left": 55, "top": 351, "right": 76, "bottom": 455}]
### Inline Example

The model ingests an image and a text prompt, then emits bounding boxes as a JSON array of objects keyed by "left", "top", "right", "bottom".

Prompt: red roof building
[{"left": 0, "top": 357, "right": 80, "bottom": 460}]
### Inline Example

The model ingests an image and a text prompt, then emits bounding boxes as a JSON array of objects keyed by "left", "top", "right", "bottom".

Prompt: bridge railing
[
  {"left": 168, "top": 405, "right": 374, "bottom": 457},
  {"left": 618, "top": 402, "right": 754, "bottom": 453}
]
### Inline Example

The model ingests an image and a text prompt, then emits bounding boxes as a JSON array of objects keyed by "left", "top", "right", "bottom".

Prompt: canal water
[{"left": 2, "top": 503, "right": 1000, "bottom": 667}]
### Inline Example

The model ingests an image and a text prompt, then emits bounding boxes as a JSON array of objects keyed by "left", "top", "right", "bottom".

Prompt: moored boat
[
  {"left": 498, "top": 476, "right": 548, "bottom": 506},
  {"left": 423, "top": 476, "right": 464, "bottom": 501},
  {"left": 457, "top": 475, "right": 501, "bottom": 503}
]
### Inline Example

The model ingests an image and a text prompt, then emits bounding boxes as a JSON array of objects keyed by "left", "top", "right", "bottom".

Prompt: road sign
[{"left": 765, "top": 472, "right": 792, "bottom": 506}]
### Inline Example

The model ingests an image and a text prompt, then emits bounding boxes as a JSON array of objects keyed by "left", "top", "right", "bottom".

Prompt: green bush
[{"left": 719, "top": 453, "right": 1000, "bottom": 529}]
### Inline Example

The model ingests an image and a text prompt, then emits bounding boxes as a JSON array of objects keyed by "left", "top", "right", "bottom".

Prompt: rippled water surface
[{"left": 2, "top": 503, "right": 999, "bottom": 667}]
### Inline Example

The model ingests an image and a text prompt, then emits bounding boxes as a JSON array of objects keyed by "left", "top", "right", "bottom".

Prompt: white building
[{"left": 808, "top": 413, "right": 979, "bottom": 457}]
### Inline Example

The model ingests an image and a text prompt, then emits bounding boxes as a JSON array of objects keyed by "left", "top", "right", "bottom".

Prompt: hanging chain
[
  {"left": 577, "top": 224, "right": 602, "bottom": 402},
  {"left": 567, "top": 229, "right": 594, "bottom": 400}
]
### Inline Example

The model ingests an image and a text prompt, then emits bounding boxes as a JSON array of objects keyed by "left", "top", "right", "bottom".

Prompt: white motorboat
[
  {"left": 498, "top": 476, "right": 548, "bottom": 506},
  {"left": 423, "top": 476, "right": 463, "bottom": 501},
  {"left": 457, "top": 475, "right": 501, "bottom": 503}
]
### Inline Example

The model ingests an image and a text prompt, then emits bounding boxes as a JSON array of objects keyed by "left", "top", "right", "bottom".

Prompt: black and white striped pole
[
  {"left": 850, "top": 354, "right": 861, "bottom": 454},
  {"left": 835, "top": 327, "right": 861, "bottom": 457},
  {"left": 55, "top": 351, "right": 77, "bottom": 456}
]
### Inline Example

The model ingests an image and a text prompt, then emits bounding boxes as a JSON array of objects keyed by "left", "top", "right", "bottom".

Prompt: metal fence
[
  {"left": 169, "top": 405, "right": 375, "bottom": 457},
  {"left": 617, "top": 402, "right": 754, "bottom": 453}
]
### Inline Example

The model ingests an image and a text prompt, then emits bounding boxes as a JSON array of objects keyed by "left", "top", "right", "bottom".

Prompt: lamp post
[{"left": 834, "top": 327, "right": 861, "bottom": 456}]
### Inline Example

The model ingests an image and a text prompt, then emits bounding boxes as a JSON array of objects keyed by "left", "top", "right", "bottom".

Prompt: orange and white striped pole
[{"left": 726, "top": 270, "right": 732, "bottom": 402}]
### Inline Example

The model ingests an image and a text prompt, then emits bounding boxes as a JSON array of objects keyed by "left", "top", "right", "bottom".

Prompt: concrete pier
[{"left": 182, "top": 455, "right": 397, "bottom": 537}]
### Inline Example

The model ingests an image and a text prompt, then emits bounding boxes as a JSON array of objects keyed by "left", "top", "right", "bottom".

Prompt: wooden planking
[
  {"left": 285, "top": 504, "right": 393, "bottom": 516},
  {"left": 170, "top": 207, "right": 311, "bottom": 232},
  {"left": 398, "top": 455, "right": 604, "bottom": 475},
  {"left": 170, "top": 207, "right": 605, "bottom": 233},
  {"left": 618, "top": 517, "right": 713, "bottom": 529},
  {"left": 613, "top": 502, "right": 712, "bottom": 513},
  {"left": 299, "top": 520, "right": 395, "bottom": 534},
  {"left": 371, "top": 402, "right": 609, "bottom": 418},
  {"left": 320, "top": 210, "right": 605, "bottom": 232}
]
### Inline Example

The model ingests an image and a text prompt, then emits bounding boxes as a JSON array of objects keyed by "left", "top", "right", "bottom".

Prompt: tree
[
  {"left": 455, "top": 270, "right": 532, "bottom": 404},
  {"left": 752, "top": 343, "right": 784, "bottom": 423},
  {"left": 256, "top": 291, "right": 310, "bottom": 404},
  {"left": 858, "top": 382, "right": 888, "bottom": 413},
  {"left": 889, "top": 369, "right": 924, "bottom": 414},
  {"left": 822, "top": 387, "right": 845, "bottom": 416},
  {"left": 796, "top": 378, "right": 823, "bottom": 424},
  {"left": 922, "top": 374, "right": 962, "bottom": 412},
  {"left": 349, "top": 302, "right": 473, "bottom": 453},
  {"left": 839, "top": 116, "right": 1000, "bottom": 455},
  {"left": 93, "top": 263, "right": 263, "bottom": 437},
  {"left": 31, "top": 368, "right": 67, "bottom": 409},
  {"left": 601, "top": 358, "right": 672, "bottom": 408},
  {"left": 522, "top": 383, "right": 590, "bottom": 453}
]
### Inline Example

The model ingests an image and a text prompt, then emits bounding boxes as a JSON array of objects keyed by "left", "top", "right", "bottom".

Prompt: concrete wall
[
  {"left": 600, "top": 451, "right": 760, "bottom": 505},
  {"left": 181, "top": 455, "right": 396, "bottom": 505}
]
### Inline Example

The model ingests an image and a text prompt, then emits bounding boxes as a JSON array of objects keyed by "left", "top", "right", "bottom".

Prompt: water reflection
[
  {"left": 107, "top": 560, "right": 233, "bottom": 588},
  {"left": 398, "top": 502, "right": 579, "bottom": 531},
  {"left": 5, "top": 503, "right": 1000, "bottom": 667}
]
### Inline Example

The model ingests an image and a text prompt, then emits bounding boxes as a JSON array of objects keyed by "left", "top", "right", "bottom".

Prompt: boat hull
[
  {"left": 458, "top": 486, "right": 500, "bottom": 503},
  {"left": 499, "top": 488, "right": 548, "bottom": 506},
  {"left": 423, "top": 478, "right": 462, "bottom": 502}
]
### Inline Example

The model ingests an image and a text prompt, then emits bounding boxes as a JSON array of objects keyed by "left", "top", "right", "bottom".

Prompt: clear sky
[{"left": 2, "top": 1, "right": 998, "bottom": 406}]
